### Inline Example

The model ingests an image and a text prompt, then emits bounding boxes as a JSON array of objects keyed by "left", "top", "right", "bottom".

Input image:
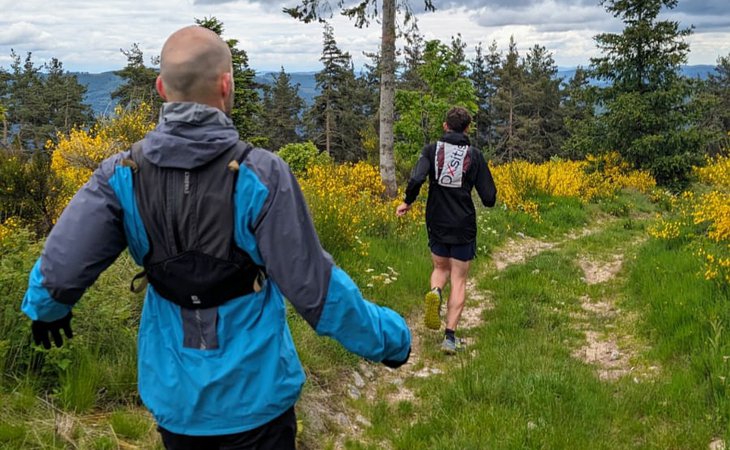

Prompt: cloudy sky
[{"left": 1, "top": 0, "right": 728, "bottom": 74}]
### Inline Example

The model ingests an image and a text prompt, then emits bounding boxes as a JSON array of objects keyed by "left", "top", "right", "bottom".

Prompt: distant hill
[
  {"left": 254, "top": 71, "right": 319, "bottom": 107},
  {"left": 557, "top": 65, "right": 716, "bottom": 86},
  {"left": 72, "top": 70, "right": 320, "bottom": 116},
  {"left": 73, "top": 71, "right": 124, "bottom": 116},
  {"left": 73, "top": 65, "right": 718, "bottom": 116}
]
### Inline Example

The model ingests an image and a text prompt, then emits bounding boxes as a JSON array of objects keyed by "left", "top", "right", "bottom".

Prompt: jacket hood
[
  {"left": 440, "top": 131, "right": 471, "bottom": 147},
  {"left": 142, "top": 102, "right": 240, "bottom": 169}
]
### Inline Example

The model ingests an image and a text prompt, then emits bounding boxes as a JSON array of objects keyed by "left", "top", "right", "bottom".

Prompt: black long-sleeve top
[{"left": 404, "top": 131, "right": 497, "bottom": 245}]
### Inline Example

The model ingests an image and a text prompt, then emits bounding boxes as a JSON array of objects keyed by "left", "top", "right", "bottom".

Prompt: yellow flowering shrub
[
  {"left": 648, "top": 218, "right": 682, "bottom": 241},
  {"left": 585, "top": 152, "right": 657, "bottom": 193},
  {"left": 650, "top": 169, "right": 729, "bottom": 286},
  {"left": 695, "top": 154, "right": 730, "bottom": 189},
  {"left": 693, "top": 191, "right": 730, "bottom": 243},
  {"left": 0, "top": 217, "right": 20, "bottom": 247},
  {"left": 490, "top": 153, "right": 655, "bottom": 219},
  {"left": 299, "top": 162, "right": 424, "bottom": 256},
  {"left": 50, "top": 104, "right": 156, "bottom": 217}
]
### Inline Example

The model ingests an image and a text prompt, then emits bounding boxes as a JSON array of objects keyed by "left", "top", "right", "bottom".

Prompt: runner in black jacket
[{"left": 396, "top": 107, "right": 496, "bottom": 353}]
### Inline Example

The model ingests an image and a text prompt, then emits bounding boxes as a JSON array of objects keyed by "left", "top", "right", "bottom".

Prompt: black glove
[
  {"left": 31, "top": 312, "right": 73, "bottom": 349},
  {"left": 382, "top": 346, "right": 411, "bottom": 369}
]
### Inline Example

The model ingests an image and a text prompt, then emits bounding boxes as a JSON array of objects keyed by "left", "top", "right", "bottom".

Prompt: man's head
[
  {"left": 443, "top": 107, "right": 472, "bottom": 133},
  {"left": 156, "top": 26, "right": 234, "bottom": 114}
]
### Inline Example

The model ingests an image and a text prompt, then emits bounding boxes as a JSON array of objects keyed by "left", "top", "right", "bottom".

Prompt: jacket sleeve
[
  {"left": 241, "top": 152, "right": 410, "bottom": 363},
  {"left": 22, "top": 154, "right": 128, "bottom": 321},
  {"left": 473, "top": 150, "right": 497, "bottom": 207},
  {"left": 404, "top": 144, "right": 432, "bottom": 205}
]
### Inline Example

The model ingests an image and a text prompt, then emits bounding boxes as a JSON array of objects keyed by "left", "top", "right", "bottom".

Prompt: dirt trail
[
  {"left": 491, "top": 219, "right": 613, "bottom": 273},
  {"left": 318, "top": 219, "right": 652, "bottom": 448},
  {"left": 324, "top": 277, "right": 495, "bottom": 448}
]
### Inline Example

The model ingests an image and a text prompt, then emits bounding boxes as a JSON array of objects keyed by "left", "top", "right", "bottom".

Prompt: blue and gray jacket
[{"left": 22, "top": 102, "right": 411, "bottom": 435}]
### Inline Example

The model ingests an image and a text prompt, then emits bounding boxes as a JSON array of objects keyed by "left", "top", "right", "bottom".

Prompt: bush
[
  {"left": 0, "top": 228, "right": 44, "bottom": 382},
  {"left": 299, "top": 162, "right": 424, "bottom": 258},
  {"left": 490, "top": 154, "right": 655, "bottom": 220},
  {"left": 0, "top": 226, "right": 142, "bottom": 407},
  {"left": 0, "top": 149, "right": 63, "bottom": 236},
  {"left": 51, "top": 103, "right": 156, "bottom": 217},
  {"left": 277, "top": 141, "right": 331, "bottom": 175}
]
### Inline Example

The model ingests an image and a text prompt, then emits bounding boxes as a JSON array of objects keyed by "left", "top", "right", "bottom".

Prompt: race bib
[{"left": 435, "top": 142, "right": 469, "bottom": 188}]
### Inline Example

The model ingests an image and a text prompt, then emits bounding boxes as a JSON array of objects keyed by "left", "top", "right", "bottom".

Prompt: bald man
[{"left": 22, "top": 25, "right": 411, "bottom": 450}]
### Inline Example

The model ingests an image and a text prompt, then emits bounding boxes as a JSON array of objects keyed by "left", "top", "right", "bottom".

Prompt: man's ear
[
  {"left": 155, "top": 76, "right": 167, "bottom": 100},
  {"left": 443, "top": 122, "right": 449, "bottom": 132},
  {"left": 221, "top": 72, "right": 233, "bottom": 98}
]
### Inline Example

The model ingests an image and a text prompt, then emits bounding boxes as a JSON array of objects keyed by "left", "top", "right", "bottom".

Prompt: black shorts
[
  {"left": 157, "top": 406, "right": 296, "bottom": 450},
  {"left": 429, "top": 241, "right": 476, "bottom": 262}
]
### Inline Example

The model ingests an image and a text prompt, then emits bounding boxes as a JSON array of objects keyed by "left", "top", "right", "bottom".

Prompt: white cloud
[
  {"left": 0, "top": 0, "right": 727, "bottom": 74},
  {"left": 0, "top": 21, "right": 52, "bottom": 46}
]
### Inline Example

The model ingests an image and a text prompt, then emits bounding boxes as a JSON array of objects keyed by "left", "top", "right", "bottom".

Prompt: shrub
[
  {"left": 695, "top": 154, "right": 730, "bottom": 189},
  {"left": 277, "top": 141, "right": 331, "bottom": 175},
  {"left": 299, "top": 162, "right": 424, "bottom": 258},
  {"left": 50, "top": 103, "right": 155, "bottom": 217},
  {"left": 649, "top": 187, "right": 729, "bottom": 288},
  {"left": 490, "top": 153, "right": 655, "bottom": 219}
]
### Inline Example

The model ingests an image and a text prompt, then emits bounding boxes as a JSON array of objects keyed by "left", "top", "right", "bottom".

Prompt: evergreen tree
[
  {"left": 589, "top": 0, "right": 701, "bottom": 188},
  {"left": 0, "top": 102, "right": 7, "bottom": 148},
  {"left": 449, "top": 33, "right": 467, "bottom": 68},
  {"left": 399, "top": 26, "right": 426, "bottom": 91},
  {"left": 286, "top": 0, "right": 436, "bottom": 197},
  {"left": 112, "top": 43, "right": 160, "bottom": 112},
  {"left": 0, "top": 69, "right": 8, "bottom": 148},
  {"left": 469, "top": 41, "right": 501, "bottom": 151},
  {"left": 3, "top": 51, "right": 91, "bottom": 150},
  {"left": 260, "top": 68, "right": 305, "bottom": 151},
  {"left": 522, "top": 44, "right": 564, "bottom": 160},
  {"left": 196, "top": 17, "right": 263, "bottom": 143},
  {"left": 561, "top": 66, "right": 599, "bottom": 159},
  {"left": 307, "top": 24, "right": 369, "bottom": 161},
  {"left": 0, "top": 52, "right": 86, "bottom": 233},
  {"left": 45, "top": 58, "right": 93, "bottom": 134},
  {"left": 703, "top": 53, "right": 730, "bottom": 151},
  {"left": 492, "top": 37, "right": 528, "bottom": 162}
]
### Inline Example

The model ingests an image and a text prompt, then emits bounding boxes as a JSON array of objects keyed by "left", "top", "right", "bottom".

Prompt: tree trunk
[
  {"left": 325, "top": 101, "right": 331, "bottom": 156},
  {"left": 508, "top": 95, "right": 514, "bottom": 161},
  {"left": 379, "top": 0, "right": 398, "bottom": 198}
]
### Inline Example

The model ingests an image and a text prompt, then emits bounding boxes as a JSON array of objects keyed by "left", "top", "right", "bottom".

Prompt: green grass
[
  {"left": 344, "top": 199, "right": 730, "bottom": 449},
  {"left": 3, "top": 187, "right": 730, "bottom": 449},
  {"left": 109, "top": 410, "right": 152, "bottom": 440}
]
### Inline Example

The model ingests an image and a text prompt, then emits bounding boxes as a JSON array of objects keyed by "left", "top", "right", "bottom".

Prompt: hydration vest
[{"left": 126, "top": 141, "right": 264, "bottom": 309}]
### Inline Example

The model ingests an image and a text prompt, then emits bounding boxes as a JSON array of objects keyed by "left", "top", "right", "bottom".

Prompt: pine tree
[
  {"left": 112, "top": 43, "right": 160, "bottom": 113},
  {"left": 522, "top": 44, "right": 564, "bottom": 160},
  {"left": 45, "top": 58, "right": 93, "bottom": 134},
  {"left": 0, "top": 69, "right": 8, "bottom": 148},
  {"left": 590, "top": 0, "right": 701, "bottom": 188},
  {"left": 196, "top": 17, "right": 263, "bottom": 143},
  {"left": 0, "top": 52, "right": 87, "bottom": 233},
  {"left": 470, "top": 40, "right": 500, "bottom": 151},
  {"left": 493, "top": 37, "right": 528, "bottom": 162},
  {"left": 561, "top": 66, "right": 599, "bottom": 159},
  {"left": 399, "top": 26, "right": 426, "bottom": 91},
  {"left": 307, "top": 24, "right": 372, "bottom": 162},
  {"left": 286, "top": 0, "right": 436, "bottom": 197},
  {"left": 704, "top": 53, "right": 730, "bottom": 149},
  {"left": 260, "top": 68, "right": 305, "bottom": 151},
  {"left": 4, "top": 51, "right": 91, "bottom": 150}
]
